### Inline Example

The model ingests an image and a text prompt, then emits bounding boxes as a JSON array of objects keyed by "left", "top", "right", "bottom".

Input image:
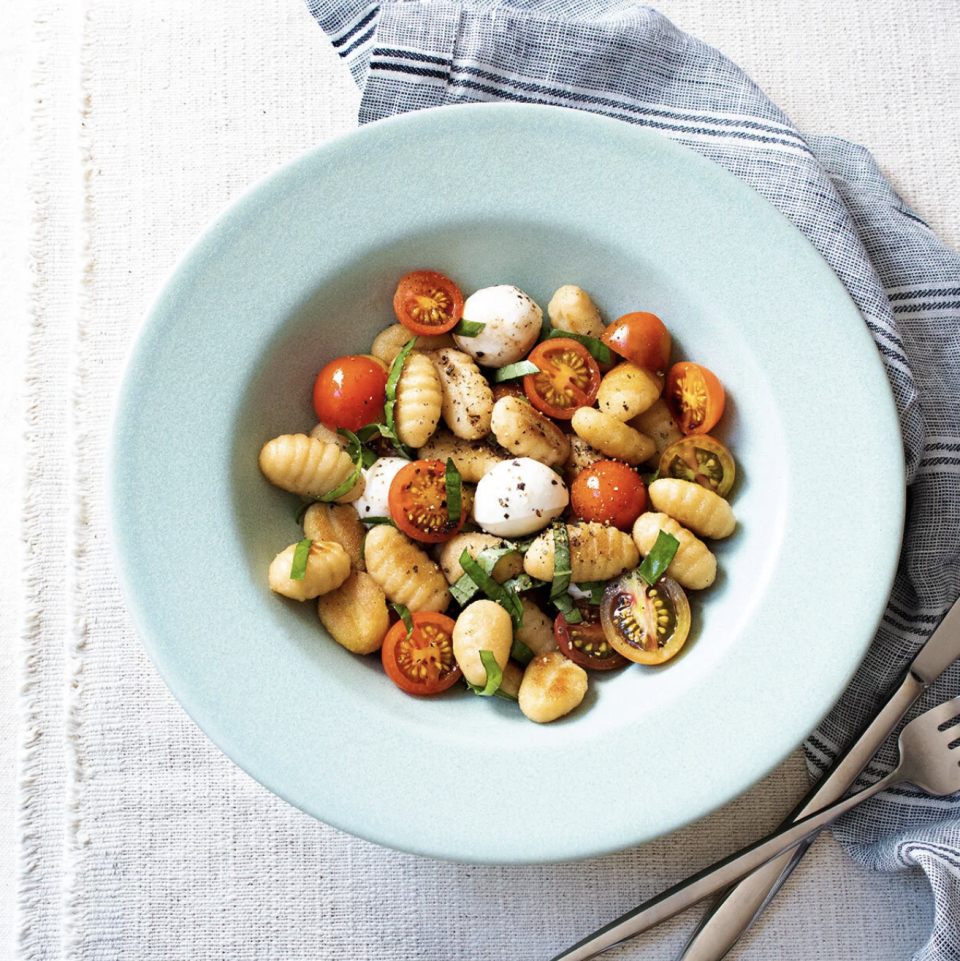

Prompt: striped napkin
[{"left": 301, "top": 0, "right": 960, "bottom": 956}]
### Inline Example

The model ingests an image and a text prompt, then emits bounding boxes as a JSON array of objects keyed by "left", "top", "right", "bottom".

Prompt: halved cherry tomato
[
  {"left": 600, "top": 571, "right": 690, "bottom": 665},
  {"left": 393, "top": 270, "right": 464, "bottom": 335},
  {"left": 555, "top": 601, "right": 629, "bottom": 671},
  {"left": 664, "top": 361, "right": 726, "bottom": 435},
  {"left": 382, "top": 612, "right": 462, "bottom": 695},
  {"left": 600, "top": 312, "right": 671, "bottom": 375},
  {"left": 313, "top": 355, "right": 388, "bottom": 433},
  {"left": 523, "top": 338, "right": 601, "bottom": 420},
  {"left": 659, "top": 435, "right": 736, "bottom": 498},
  {"left": 388, "top": 459, "right": 465, "bottom": 543},
  {"left": 571, "top": 461, "right": 647, "bottom": 530}
]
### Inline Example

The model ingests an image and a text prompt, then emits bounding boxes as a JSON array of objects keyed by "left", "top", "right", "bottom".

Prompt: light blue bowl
[{"left": 108, "top": 103, "right": 903, "bottom": 864}]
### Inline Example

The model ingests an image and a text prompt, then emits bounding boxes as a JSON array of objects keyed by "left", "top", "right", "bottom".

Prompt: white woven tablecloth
[{"left": 2, "top": 1, "right": 958, "bottom": 958}]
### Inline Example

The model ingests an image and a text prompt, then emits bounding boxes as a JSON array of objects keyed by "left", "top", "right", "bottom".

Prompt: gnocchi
[
  {"left": 394, "top": 350, "right": 443, "bottom": 449},
  {"left": 632, "top": 512, "right": 717, "bottom": 590},
  {"left": 268, "top": 540, "right": 351, "bottom": 601},
  {"left": 571, "top": 408, "right": 657, "bottom": 466},
  {"left": 260, "top": 268, "right": 739, "bottom": 722},
  {"left": 491, "top": 396, "right": 570, "bottom": 468},
  {"left": 523, "top": 522, "right": 640, "bottom": 582},
  {"left": 452, "top": 599, "right": 512, "bottom": 686},
  {"left": 648, "top": 478, "right": 736, "bottom": 539},
  {"left": 427, "top": 347, "right": 495, "bottom": 440},
  {"left": 597, "top": 362, "right": 663, "bottom": 421},
  {"left": 363, "top": 523, "right": 451, "bottom": 613},
  {"left": 317, "top": 571, "right": 391, "bottom": 654},
  {"left": 260, "top": 433, "right": 365, "bottom": 504},
  {"left": 518, "top": 652, "right": 588, "bottom": 723}
]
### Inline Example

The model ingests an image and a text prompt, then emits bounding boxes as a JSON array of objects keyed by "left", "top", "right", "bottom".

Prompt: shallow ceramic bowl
[{"left": 108, "top": 103, "right": 903, "bottom": 864}]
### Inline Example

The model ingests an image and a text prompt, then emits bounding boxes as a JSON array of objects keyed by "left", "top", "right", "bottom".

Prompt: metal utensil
[
  {"left": 676, "top": 594, "right": 960, "bottom": 961},
  {"left": 551, "top": 694, "right": 960, "bottom": 961}
]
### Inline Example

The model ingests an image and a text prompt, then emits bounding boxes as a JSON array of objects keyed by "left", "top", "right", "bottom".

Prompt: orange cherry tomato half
[
  {"left": 555, "top": 601, "right": 630, "bottom": 671},
  {"left": 523, "top": 338, "right": 601, "bottom": 420},
  {"left": 382, "top": 612, "right": 462, "bottom": 695},
  {"left": 659, "top": 435, "right": 735, "bottom": 498},
  {"left": 313, "top": 355, "right": 388, "bottom": 433},
  {"left": 600, "top": 312, "right": 672, "bottom": 376},
  {"left": 570, "top": 461, "right": 647, "bottom": 530},
  {"left": 393, "top": 270, "right": 464, "bottom": 336},
  {"left": 664, "top": 362, "right": 726, "bottom": 435},
  {"left": 388, "top": 459, "right": 466, "bottom": 543}
]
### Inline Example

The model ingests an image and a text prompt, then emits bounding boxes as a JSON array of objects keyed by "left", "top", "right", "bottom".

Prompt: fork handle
[{"left": 550, "top": 771, "right": 900, "bottom": 961}]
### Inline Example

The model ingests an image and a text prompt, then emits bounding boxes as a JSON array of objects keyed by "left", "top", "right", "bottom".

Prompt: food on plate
[
  {"left": 491, "top": 396, "right": 570, "bottom": 468},
  {"left": 259, "top": 269, "right": 739, "bottom": 721},
  {"left": 546, "top": 285, "right": 605, "bottom": 340},
  {"left": 363, "top": 523, "right": 451, "bottom": 613},
  {"left": 631, "top": 512, "right": 716, "bottom": 590},
  {"left": 268, "top": 540, "right": 351, "bottom": 601},
  {"left": 518, "top": 651, "right": 589, "bottom": 723},
  {"left": 571, "top": 407, "right": 657, "bottom": 466},
  {"left": 317, "top": 572, "right": 391, "bottom": 654},
  {"left": 597, "top": 361, "right": 663, "bottom": 421},
  {"left": 259, "top": 434, "right": 365, "bottom": 504},
  {"left": 648, "top": 477, "right": 736, "bottom": 539},
  {"left": 428, "top": 347, "right": 495, "bottom": 440}
]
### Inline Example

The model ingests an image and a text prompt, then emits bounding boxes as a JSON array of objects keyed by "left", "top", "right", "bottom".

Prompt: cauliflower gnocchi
[{"left": 260, "top": 268, "right": 738, "bottom": 719}]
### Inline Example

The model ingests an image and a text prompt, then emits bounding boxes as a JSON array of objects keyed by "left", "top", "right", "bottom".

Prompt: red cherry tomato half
[
  {"left": 570, "top": 461, "right": 648, "bottom": 530},
  {"left": 313, "top": 355, "right": 387, "bottom": 433},
  {"left": 382, "top": 612, "right": 462, "bottom": 695},
  {"left": 388, "top": 459, "right": 466, "bottom": 543},
  {"left": 555, "top": 601, "right": 630, "bottom": 671},
  {"left": 664, "top": 362, "right": 726, "bottom": 436},
  {"left": 523, "top": 338, "right": 601, "bottom": 420},
  {"left": 393, "top": 270, "right": 464, "bottom": 336},
  {"left": 600, "top": 312, "right": 671, "bottom": 375}
]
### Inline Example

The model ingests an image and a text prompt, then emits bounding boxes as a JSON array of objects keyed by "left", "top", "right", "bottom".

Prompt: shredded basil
[
  {"left": 459, "top": 551, "right": 524, "bottom": 628},
  {"left": 641, "top": 468, "right": 660, "bottom": 486},
  {"left": 464, "top": 649, "right": 504, "bottom": 696},
  {"left": 503, "top": 534, "right": 538, "bottom": 554},
  {"left": 445, "top": 458, "right": 462, "bottom": 525},
  {"left": 290, "top": 538, "right": 312, "bottom": 581},
  {"left": 638, "top": 529, "right": 680, "bottom": 586},
  {"left": 452, "top": 318, "right": 486, "bottom": 337},
  {"left": 450, "top": 545, "right": 517, "bottom": 606},
  {"left": 493, "top": 688, "right": 519, "bottom": 703},
  {"left": 380, "top": 338, "right": 418, "bottom": 458},
  {"left": 295, "top": 501, "right": 311, "bottom": 526},
  {"left": 577, "top": 580, "right": 607, "bottom": 605},
  {"left": 543, "top": 328, "right": 613, "bottom": 364},
  {"left": 501, "top": 573, "right": 546, "bottom": 595},
  {"left": 362, "top": 516, "right": 396, "bottom": 526},
  {"left": 510, "top": 638, "right": 534, "bottom": 667},
  {"left": 549, "top": 523, "right": 583, "bottom": 624},
  {"left": 391, "top": 602, "right": 415, "bottom": 639},
  {"left": 319, "top": 428, "right": 365, "bottom": 502},
  {"left": 491, "top": 360, "right": 540, "bottom": 383}
]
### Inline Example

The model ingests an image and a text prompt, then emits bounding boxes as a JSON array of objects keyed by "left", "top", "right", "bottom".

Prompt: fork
[{"left": 552, "top": 695, "right": 960, "bottom": 961}]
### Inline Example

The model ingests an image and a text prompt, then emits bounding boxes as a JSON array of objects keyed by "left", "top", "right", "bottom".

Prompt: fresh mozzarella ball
[
  {"left": 473, "top": 458, "right": 569, "bottom": 538},
  {"left": 455, "top": 285, "right": 543, "bottom": 367},
  {"left": 354, "top": 457, "right": 407, "bottom": 523}
]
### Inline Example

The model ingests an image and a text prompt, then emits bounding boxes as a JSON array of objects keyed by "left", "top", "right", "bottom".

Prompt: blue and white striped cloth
[{"left": 304, "top": 1, "right": 960, "bottom": 955}]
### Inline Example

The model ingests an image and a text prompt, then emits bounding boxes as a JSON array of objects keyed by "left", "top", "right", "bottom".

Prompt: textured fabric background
[{"left": 3, "top": 1, "right": 959, "bottom": 959}]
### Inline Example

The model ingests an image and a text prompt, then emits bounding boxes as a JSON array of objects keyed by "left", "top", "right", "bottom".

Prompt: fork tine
[{"left": 919, "top": 694, "right": 960, "bottom": 728}]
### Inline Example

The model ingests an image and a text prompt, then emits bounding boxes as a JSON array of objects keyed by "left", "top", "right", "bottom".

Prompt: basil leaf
[
  {"left": 452, "top": 318, "right": 486, "bottom": 337},
  {"left": 295, "top": 501, "right": 311, "bottom": 526},
  {"left": 459, "top": 551, "right": 524, "bottom": 629},
  {"left": 501, "top": 573, "right": 546, "bottom": 595},
  {"left": 319, "top": 428, "right": 364, "bottom": 502},
  {"left": 510, "top": 638, "right": 534, "bottom": 667},
  {"left": 391, "top": 602, "right": 415, "bottom": 639},
  {"left": 493, "top": 688, "right": 519, "bottom": 702},
  {"left": 492, "top": 360, "right": 540, "bottom": 383},
  {"left": 638, "top": 529, "right": 680, "bottom": 586},
  {"left": 449, "top": 545, "right": 518, "bottom": 606},
  {"left": 503, "top": 534, "right": 538, "bottom": 554},
  {"left": 290, "top": 538, "right": 312, "bottom": 581},
  {"left": 381, "top": 337, "right": 418, "bottom": 458},
  {"left": 641, "top": 468, "right": 660, "bottom": 486},
  {"left": 361, "top": 447, "right": 379, "bottom": 470},
  {"left": 549, "top": 523, "right": 583, "bottom": 624},
  {"left": 543, "top": 328, "right": 613, "bottom": 364},
  {"left": 464, "top": 649, "right": 504, "bottom": 696},
  {"left": 363, "top": 516, "right": 396, "bottom": 526},
  {"left": 445, "top": 457, "right": 462, "bottom": 525},
  {"left": 577, "top": 580, "right": 607, "bottom": 606}
]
